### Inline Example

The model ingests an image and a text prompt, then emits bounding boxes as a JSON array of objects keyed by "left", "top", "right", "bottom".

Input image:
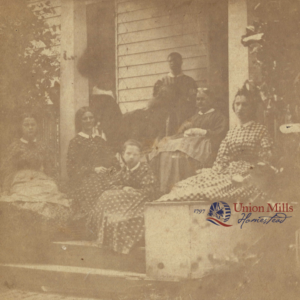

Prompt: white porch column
[
  {"left": 60, "top": 0, "right": 89, "bottom": 179},
  {"left": 228, "top": 0, "right": 249, "bottom": 128}
]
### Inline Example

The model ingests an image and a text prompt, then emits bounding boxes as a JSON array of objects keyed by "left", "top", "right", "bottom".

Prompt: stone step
[
  {"left": 0, "top": 239, "right": 146, "bottom": 274},
  {"left": 49, "top": 241, "right": 146, "bottom": 273},
  {"left": 0, "top": 263, "right": 148, "bottom": 299}
]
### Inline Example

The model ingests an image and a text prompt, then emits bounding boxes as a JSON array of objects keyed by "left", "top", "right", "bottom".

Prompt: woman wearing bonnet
[{"left": 150, "top": 87, "right": 228, "bottom": 193}]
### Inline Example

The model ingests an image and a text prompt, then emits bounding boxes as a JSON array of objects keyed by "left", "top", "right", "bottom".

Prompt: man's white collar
[
  {"left": 198, "top": 108, "right": 215, "bottom": 115},
  {"left": 167, "top": 72, "right": 184, "bottom": 78},
  {"left": 20, "top": 138, "right": 37, "bottom": 144}
]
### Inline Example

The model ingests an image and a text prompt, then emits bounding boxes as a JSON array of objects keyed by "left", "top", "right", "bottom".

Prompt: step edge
[{"left": 0, "top": 263, "right": 146, "bottom": 279}]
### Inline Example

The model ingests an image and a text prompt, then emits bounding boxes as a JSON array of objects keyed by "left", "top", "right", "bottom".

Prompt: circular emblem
[{"left": 206, "top": 201, "right": 232, "bottom": 227}]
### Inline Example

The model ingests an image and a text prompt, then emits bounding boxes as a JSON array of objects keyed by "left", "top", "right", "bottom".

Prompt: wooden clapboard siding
[
  {"left": 118, "top": 32, "right": 207, "bottom": 56},
  {"left": 118, "top": 45, "right": 206, "bottom": 67},
  {"left": 118, "top": 22, "right": 204, "bottom": 45},
  {"left": 119, "top": 56, "right": 207, "bottom": 79},
  {"left": 117, "top": 3, "right": 206, "bottom": 24},
  {"left": 117, "top": 0, "right": 156, "bottom": 14},
  {"left": 116, "top": 0, "right": 209, "bottom": 112},
  {"left": 119, "top": 86, "right": 152, "bottom": 102},
  {"left": 118, "top": 12, "right": 207, "bottom": 34},
  {"left": 118, "top": 70, "right": 207, "bottom": 91}
]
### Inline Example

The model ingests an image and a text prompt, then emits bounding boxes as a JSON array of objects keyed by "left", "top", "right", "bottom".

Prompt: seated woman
[
  {"left": 156, "top": 82, "right": 273, "bottom": 203},
  {"left": 0, "top": 112, "right": 69, "bottom": 224},
  {"left": 67, "top": 107, "right": 119, "bottom": 222},
  {"left": 89, "top": 140, "right": 158, "bottom": 254},
  {"left": 150, "top": 88, "right": 228, "bottom": 193}
]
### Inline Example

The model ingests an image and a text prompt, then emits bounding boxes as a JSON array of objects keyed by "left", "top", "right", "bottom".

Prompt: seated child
[{"left": 89, "top": 139, "right": 158, "bottom": 254}]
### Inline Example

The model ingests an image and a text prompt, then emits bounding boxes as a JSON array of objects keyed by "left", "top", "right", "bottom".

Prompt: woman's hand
[
  {"left": 94, "top": 166, "right": 107, "bottom": 174},
  {"left": 183, "top": 128, "right": 193, "bottom": 137},
  {"left": 123, "top": 186, "right": 137, "bottom": 193}
]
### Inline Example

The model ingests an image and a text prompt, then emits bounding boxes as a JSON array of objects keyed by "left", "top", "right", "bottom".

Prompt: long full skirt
[
  {"left": 156, "top": 161, "right": 260, "bottom": 203},
  {"left": 93, "top": 189, "right": 148, "bottom": 254}
]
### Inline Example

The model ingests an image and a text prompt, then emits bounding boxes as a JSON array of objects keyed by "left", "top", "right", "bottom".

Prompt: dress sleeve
[
  {"left": 138, "top": 164, "right": 158, "bottom": 200},
  {"left": 43, "top": 145, "right": 58, "bottom": 180},
  {"left": 101, "top": 144, "right": 120, "bottom": 171},
  {"left": 0, "top": 142, "right": 19, "bottom": 190},
  {"left": 212, "top": 134, "right": 232, "bottom": 172},
  {"left": 258, "top": 126, "right": 273, "bottom": 163},
  {"left": 206, "top": 112, "right": 228, "bottom": 138},
  {"left": 107, "top": 167, "right": 125, "bottom": 190},
  {"left": 67, "top": 138, "right": 93, "bottom": 183},
  {"left": 178, "top": 113, "right": 198, "bottom": 133}
]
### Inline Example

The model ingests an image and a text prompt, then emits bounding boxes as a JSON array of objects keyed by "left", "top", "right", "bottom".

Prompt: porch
[{"left": 1, "top": 0, "right": 299, "bottom": 299}]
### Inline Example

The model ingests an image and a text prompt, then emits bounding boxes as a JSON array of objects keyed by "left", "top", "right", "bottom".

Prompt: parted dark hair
[
  {"left": 232, "top": 81, "right": 259, "bottom": 115},
  {"left": 122, "top": 139, "right": 142, "bottom": 153},
  {"left": 168, "top": 52, "right": 182, "bottom": 61},
  {"left": 75, "top": 106, "right": 95, "bottom": 133},
  {"left": 20, "top": 111, "right": 39, "bottom": 124}
]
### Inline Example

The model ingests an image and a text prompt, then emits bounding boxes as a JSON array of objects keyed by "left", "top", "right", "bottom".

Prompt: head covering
[{"left": 92, "top": 86, "right": 115, "bottom": 99}]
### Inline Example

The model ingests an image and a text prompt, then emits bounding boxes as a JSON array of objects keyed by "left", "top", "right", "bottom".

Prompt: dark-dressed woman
[
  {"left": 67, "top": 107, "right": 119, "bottom": 227},
  {"left": 150, "top": 88, "right": 228, "bottom": 193},
  {"left": 0, "top": 112, "right": 70, "bottom": 246},
  {"left": 89, "top": 140, "right": 158, "bottom": 254},
  {"left": 156, "top": 82, "right": 273, "bottom": 203}
]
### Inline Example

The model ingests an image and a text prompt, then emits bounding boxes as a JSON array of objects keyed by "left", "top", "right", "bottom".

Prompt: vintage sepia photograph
[{"left": 0, "top": 0, "right": 300, "bottom": 299}]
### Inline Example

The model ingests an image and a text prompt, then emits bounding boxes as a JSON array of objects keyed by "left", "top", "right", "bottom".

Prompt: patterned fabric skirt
[
  {"left": 93, "top": 189, "right": 147, "bottom": 254},
  {"left": 156, "top": 161, "right": 260, "bottom": 203},
  {"left": 150, "top": 151, "right": 201, "bottom": 194},
  {"left": 73, "top": 172, "right": 114, "bottom": 214}
]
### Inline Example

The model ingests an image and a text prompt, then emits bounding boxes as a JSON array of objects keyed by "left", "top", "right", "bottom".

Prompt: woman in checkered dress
[{"left": 156, "top": 83, "right": 273, "bottom": 203}]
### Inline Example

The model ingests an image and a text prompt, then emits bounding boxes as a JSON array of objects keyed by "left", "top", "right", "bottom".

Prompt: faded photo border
[{"left": 0, "top": 0, "right": 300, "bottom": 299}]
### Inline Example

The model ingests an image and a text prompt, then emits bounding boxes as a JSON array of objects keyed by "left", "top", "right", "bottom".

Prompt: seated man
[{"left": 149, "top": 88, "right": 228, "bottom": 193}]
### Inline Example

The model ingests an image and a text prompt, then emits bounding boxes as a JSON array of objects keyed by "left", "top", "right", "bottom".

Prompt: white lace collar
[
  {"left": 239, "top": 120, "right": 255, "bottom": 128},
  {"left": 78, "top": 132, "right": 98, "bottom": 139},
  {"left": 126, "top": 162, "right": 141, "bottom": 172}
]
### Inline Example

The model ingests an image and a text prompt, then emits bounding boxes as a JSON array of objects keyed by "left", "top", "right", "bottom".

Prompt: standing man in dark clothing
[{"left": 159, "top": 52, "right": 198, "bottom": 135}]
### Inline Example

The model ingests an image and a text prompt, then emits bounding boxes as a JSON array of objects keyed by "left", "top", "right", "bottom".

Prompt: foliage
[
  {"left": 242, "top": 0, "right": 300, "bottom": 131},
  {"left": 0, "top": 0, "right": 60, "bottom": 114}
]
